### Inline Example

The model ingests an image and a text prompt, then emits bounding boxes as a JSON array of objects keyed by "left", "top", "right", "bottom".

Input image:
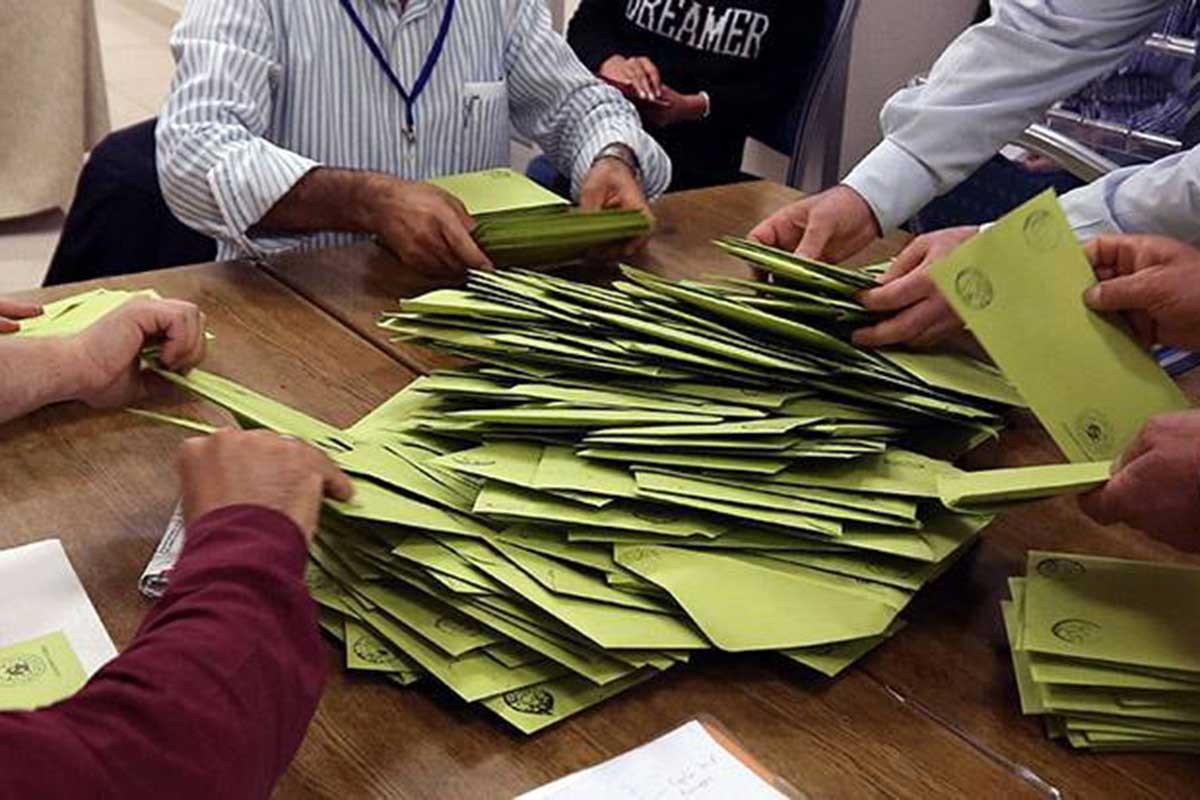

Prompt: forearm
[
  {"left": 156, "top": 0, "right": 315, "bottom": 256},
  {"left": 254, "top": 167, "right": 382, "bottom": 237},
  {"left": 0, "top": 505, "right": 325, "bottom": 799},
  {"left": 1061, "top": 149, "right": 1200, "bottom": 244},
  {"left": 0, "top": 338, "right": 83, "bottom": 424},
  {"left": 507, "top": 0, "right": 671, "bottom": 198},
  {"left": 843, "top": 0, "right": 1167, "bottom": 231}
]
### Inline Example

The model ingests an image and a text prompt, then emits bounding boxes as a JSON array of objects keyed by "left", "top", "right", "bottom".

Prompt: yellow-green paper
[
  {"left": 929, "top": 191, "right": 1188, "bottom": 462},
  {"left": 0, "top": 631, "right": 88, "bottom": 711}
]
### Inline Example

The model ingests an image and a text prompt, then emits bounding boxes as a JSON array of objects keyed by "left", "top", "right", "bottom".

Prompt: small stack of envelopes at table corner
[{"left": 1004, "top": 551, "right": 1200, "bottom": 753}]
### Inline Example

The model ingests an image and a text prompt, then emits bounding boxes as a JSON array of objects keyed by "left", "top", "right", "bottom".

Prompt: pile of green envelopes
[
  {"left": 147, "top": 362, "right": 1004, "bottom": 734},
  {"left": 120, "top": 229, "right": 1132, "bottom": 734},
  {"left": 1004, "top": 551, "right": 1200, "bottom": 753},
  {"left": 427, "top": 167, "right": 651, "bottom": 267}
]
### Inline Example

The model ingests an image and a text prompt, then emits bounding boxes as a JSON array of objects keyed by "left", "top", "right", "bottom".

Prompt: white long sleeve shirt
[
  {"left": 841, "top": 0, "right": 1198, "bottom": 242},
  {"left": 156, "top": 0, "right": 671, "bottom": 259}
]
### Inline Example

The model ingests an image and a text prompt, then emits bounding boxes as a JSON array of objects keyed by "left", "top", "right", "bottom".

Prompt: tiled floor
[{"left": 0, "top": 0, "right": 177, "bottom": 292}]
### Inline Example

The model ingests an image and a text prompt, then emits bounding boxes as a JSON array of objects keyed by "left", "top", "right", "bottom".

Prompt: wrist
[
  {"left": 837, "top": 184, "right": 883, "bottom": 239},
  {"left": 350, "top": 171, "right": 394, "bottom": 233},
  {"left": 591, "top": 143, "right": 642, "bottom": 185},
  {"left": 44, "top": 337, "right": 90, "bottom": 405},
  {"left": 693, "top": 91, "right": 711, "bottom": 120}
]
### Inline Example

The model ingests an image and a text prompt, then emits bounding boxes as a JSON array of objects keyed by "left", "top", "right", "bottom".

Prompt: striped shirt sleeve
[
  {"left": 156, "top": 0, "right": 318, "bottom": 258},
  {"left": 502, "top": 0, "right": 672, "bottom": 200}
]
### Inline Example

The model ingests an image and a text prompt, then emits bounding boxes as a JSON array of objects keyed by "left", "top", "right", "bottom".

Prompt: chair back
[{"left": 749, "top": 0, "right": 861, "bottom": 191}]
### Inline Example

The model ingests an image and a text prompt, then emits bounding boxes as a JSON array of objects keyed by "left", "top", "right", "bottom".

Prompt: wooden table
[{"left": 6, "top": 181, "right": 1200, "bottom": 798}]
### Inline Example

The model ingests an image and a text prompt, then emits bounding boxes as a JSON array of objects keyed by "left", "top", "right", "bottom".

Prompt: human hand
[
  {"left": 1078, "top": 412, "right": 1200, "bottom": 552},
  {"left": 748, "top": 185, "right": 881, "bottom": 262},
  {"left": 364, "top": 175, "right": 492, "bottom": 280},
  {"left": 69, "top": 298, "right": 206, "bottom": 409},
  {"left": 599, "top": 54, "right": 662, "bottom": 101},
  {"left": 580, "top": 154, "right": 654, "bottom": 258},
  {"left": 178, "top": 428, "right": 354, "bottom": 541},
  {"left": 852, "top": 226, "right": 978, "bottom": 348},
  {"left": 0, "top": 299, "right": 43, "bottom": 334},
  {"left": 1083, "top": 234, "right": 1200, "bottom": 350},
  {"left": 643, "top": 87, "right": 707, "bottom": 128}
]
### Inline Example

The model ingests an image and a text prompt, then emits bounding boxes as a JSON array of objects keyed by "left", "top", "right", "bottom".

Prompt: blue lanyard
[{"left": 337, "top": 0, "right": 457, "bottom": 143}]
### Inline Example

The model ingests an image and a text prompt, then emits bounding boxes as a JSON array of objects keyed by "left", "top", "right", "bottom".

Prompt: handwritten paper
[{"left": 517, "top": 720, "right": 789, "bottom": 799}]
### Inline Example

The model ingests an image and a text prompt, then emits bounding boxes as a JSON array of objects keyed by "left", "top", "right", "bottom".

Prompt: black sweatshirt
[{"left": 568, "top": 0, "right": 820, "bottom": 190}]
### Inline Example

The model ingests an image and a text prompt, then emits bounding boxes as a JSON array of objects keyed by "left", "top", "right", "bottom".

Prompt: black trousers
[{"left": 43, "top": 119, "right": 216, "bottom": 287}]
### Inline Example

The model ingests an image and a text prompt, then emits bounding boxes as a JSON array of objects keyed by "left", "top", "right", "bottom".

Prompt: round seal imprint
[
  {"left": 435, "top": 615, "right": 481, "bottom": 637},
  {"left": 0, "top": 654, "right": 47, "bottom": 687},
  {"left": 1051, "top": 619, "right": 1101, "bottom": 644},
  {"left": 452, "top": 453, "right": 496, "bottom": 467},
  {"left": 632, "top": 506, "right": 682, "bottom": 525},
  {"left": 503, "top": 688, "right": 555, "bottom": 716},
  {"left": 352, "top": 635, "right": 397, "bottom": 665},
  {"left": 1035, "top": 558, "right": 1085, "bottom": 579},
  {"left": 954, "top": 268, "right": 994, "bottom": 310},
  {"left": 1022, "top": 210, "right": 1063, "bottom": 252},
  {"left": 1075, "top": 410, "right": 1112, "bottom": 456}
]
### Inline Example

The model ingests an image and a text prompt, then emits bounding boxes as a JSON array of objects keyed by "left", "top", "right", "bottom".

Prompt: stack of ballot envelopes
[
  {"left": 429, "top": 168, "right": 650, "bottom": 267},
  {"left": 112, "top": 191, "right": 1183, "bottom": 734},
  {"left": 11, "top": 287, "right": 163, "bottom": 338},
  {"left": 1004, "top": 551, "right": 1200, "bottom": 753}
]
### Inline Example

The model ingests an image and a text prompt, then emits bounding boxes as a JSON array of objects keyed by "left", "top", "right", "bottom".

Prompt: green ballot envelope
[
  {"left": 426, "top": 167, "right": 650, "bottom": 267},
  {"left": 427, "top": 168, "right": 570, "bottom": 218},
  {"left": 928, "top": 191, "right": 1189, "bottom": 462},
  {"left": 0, "top": 631, "right": 88, "bottom": 711},
  {"left": 937, "top": 461, "right": 1112, "bottom": 510},
  {"left": 1002, "top": 551, "right": 1200, "bottom": 752},
  {"left": 8, "top": 288, "right": 159, "bottom": 338}
]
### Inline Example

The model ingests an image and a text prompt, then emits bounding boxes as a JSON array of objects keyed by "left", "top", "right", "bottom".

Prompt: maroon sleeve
[{"left": 0, "top": 505, "right": 327, "bottom": 800}]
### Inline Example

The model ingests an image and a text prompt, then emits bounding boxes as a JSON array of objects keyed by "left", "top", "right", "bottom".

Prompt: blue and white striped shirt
[{"left": 156, "top": 0, "right": 672, "bottom": 259}]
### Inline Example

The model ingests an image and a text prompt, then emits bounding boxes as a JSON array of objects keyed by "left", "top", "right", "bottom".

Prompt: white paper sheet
[
  {"left": 517, "top": 720, "right": 789, "bottom": 800},
  {"left": 0, "top": 539, "right": 117, "bottom": 677}
]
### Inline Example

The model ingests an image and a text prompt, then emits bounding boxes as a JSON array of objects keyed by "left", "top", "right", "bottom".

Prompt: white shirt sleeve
[
  {"left": 502, "top": 0, "right": 672, "bottom": 200},
  {"left": 841, "top": 0, "right": 1171, "bottom": 233},
  {"left": 1060, "top": 147, "right": 1200, "bottom": 243},
  {"left": 156, "top": 0, "right": 316, "bottom": 258}
]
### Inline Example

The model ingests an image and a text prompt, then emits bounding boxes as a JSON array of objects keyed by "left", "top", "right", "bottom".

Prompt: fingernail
[{"left": 1083, "top": 287, "right": 1100, "bottom": 306}]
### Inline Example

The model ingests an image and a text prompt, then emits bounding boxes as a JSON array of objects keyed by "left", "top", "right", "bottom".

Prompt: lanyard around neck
[{"left": 337, "top": 0, "right": 458, "bottom": 143}]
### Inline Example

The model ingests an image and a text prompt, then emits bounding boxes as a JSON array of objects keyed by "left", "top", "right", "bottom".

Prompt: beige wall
[{"left": 840, "top": 0, "right": 978, "bottom": 173}]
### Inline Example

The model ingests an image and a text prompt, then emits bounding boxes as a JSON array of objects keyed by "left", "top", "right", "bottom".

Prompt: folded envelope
[
  {"left": 614, "top": 545, "right": 903, "bottom": 650},
  {"left": 936, "top": 461, "right": 1112, "bottom": 510}
]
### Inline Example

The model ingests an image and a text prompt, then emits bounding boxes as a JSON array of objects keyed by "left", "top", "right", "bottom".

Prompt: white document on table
[
  {"left": 0, "top": 539, "right": 117, "bottom": 677},
  {"left": 517, "top": 720, "right": 789, "bottom": 800}
]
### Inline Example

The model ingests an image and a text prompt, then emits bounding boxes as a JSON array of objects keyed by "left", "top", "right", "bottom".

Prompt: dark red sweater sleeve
[{"left": 0, "top": 505, "right": 326, "bottom": 800}]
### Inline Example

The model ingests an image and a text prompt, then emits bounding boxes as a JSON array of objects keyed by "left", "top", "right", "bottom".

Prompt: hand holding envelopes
[
  {"left": 132, "top": 238, "right": 1117, "bottom": 734},
  {"left": 428, "top": 167, "right": 650, "bottom": 267},
  {"left": 1003, "top": 551, "right": 1200, "bottom": 752},
  {"left": 928, "top": 190, "right": 1189, "bottom": 462}
]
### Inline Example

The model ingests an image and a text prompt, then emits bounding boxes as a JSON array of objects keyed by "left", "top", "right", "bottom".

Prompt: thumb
[
  {"left": 1084, "top": 273, "right": 1157, "bottom": 312},
  {"left": 1077, "top": 457, "right": 1144, "bottom": 526}
]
